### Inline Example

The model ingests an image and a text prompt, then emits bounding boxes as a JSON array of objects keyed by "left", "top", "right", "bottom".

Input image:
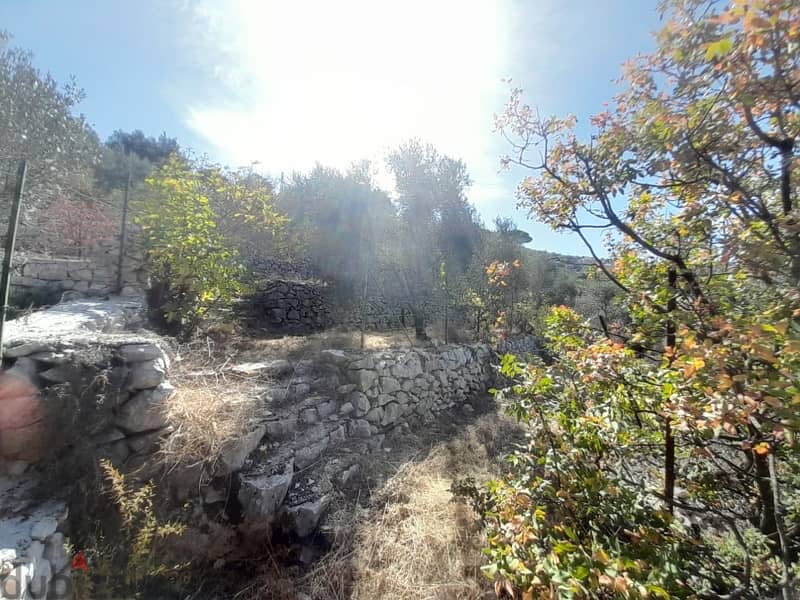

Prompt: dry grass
[
  {"left": 291, "top": 411, "right": 521, "bottom": 600},
  {"left": 157, "top": 372, "right": 266, "bottom": 474},
  {"left": 234, "top": 329, "right": 417, "bottom": 363},
  {"left": 233, "top": 324, "right": 479, "bottom": 363},
  {"left": 308, "top": 456, "right": 488, "bottom": 600}
]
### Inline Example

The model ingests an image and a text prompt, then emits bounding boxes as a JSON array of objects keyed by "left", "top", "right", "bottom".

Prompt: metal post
[
  {"left": 115, "top": 160, "right": 132, "bottom": 293},
  {"left": 0, "top": 159, "right": 27, "bottom": 359}
]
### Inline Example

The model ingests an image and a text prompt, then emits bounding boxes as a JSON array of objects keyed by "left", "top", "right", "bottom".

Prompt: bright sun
[{"left": 186, "top": 0, "right": 511, "bottom": 186}]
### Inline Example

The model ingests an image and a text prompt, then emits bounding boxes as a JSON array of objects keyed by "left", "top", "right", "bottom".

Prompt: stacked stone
[
  {"left": 227, "top": 343, "right": 493, "bottom": 543},
  {"left": 0, "top": 492, "right": 70, "bottom": 600},
  {"left": 11, "top": 246, "right": 148, "bottom": 299},
  {"left": 0, "top": 339, "right": 174, "bottom": 598},
  {"left": 329, "top": 297, "right": 406, "bottom": 330},
  {"left": 497, "top": 335, "right": 541, "bottom": 356},
  {"left": 246, "top": 279, "right": 333, "bottom": 331},
  {"left": 247, "top": 256, "right": 316, "bottom": 282},
  {"left": 2, "top": 340, "right": 173, "bottom": 476}
]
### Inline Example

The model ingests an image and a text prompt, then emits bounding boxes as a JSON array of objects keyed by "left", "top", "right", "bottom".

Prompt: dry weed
[
  {"left": 157, "top": 374, "right": 265, "bottom": 474},
  {"left": 294, "top": 412, "right": 519, "bottom": 600}
]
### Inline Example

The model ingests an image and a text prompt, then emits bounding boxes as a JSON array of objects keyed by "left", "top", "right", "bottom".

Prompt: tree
[
  {"left": 136, "top": 156, "right": 248, "bottom": 331},
  {"left": 386, "top": 139, "right": 481, "bottom": 339},
  {"left": 94, "top": 130, "right": 181, "bottom": 193},
  {"left": 277, "top": 163, "right": 394, "bottom": 294},
  {"left": 466, "top": 1, "right": 800, "bottom": 597},
  {"left": 202, "top": 164, "right": 287, "bottom": 263},
  {"left": 0, "top": 31, "right": 99, "bottom": 239},
  {"left": 105, "top": 130, "right": 179, "bottom": 166},
  {"left": 45, "top": 197, "right": 116, "bottom": 257}
]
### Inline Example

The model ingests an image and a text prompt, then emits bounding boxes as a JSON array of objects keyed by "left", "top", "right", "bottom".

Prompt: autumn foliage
[
  {"left": 47, "top": 196, "right": 116, "bottom": 256},
  {"left": 461, "top": 1, "right": 800, "bottom": 598}
]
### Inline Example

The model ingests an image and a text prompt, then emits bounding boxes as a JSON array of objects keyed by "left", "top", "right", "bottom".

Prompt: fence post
[
  {"left": 115, "top": 160, "right": 132, "bottom": 293},
  {"left": 0, "top": 160, "right": 27, "bottom": 359}
]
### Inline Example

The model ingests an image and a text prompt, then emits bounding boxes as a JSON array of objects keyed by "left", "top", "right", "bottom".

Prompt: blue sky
[{"left": 1, "top": 0, "right": 661, "bottom": 255}]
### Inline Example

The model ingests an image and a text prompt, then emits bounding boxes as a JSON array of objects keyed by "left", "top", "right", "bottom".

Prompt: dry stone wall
[
  {"left": 241, "top": 279, "right": 333, "bottom": 331},
  {"left": 0, "top": 298, "right": 498, "bottom": 591},
  {"left": 180, "top": 343, "right": 495, "bottom": 551},
  {"left": 10, "top": 236, "right": 148, "bottom": 301},
  {"left": 0, "top": 299, "right": 173, "bottom": 600}
]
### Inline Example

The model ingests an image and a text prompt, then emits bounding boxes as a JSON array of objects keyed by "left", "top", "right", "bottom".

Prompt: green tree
[
  {"left": 0, "top": 31, "right": 99, "bottom": 242},
  {"left": 136, "top": 156, "right": 249, "bottom": 331},
  {"left": 386, "top": 139, "right": 481, "bottom": 339},
  {"left": 277, "top": 162, "right": 394, "bottom": 294},
  {"left": 105, "top": 130, "right": 180, "bottom": 166},
  {"left": 94, "top": 130, "right": 181, "bottom": 192},
  {"left": 202, "top": 163, "right": 287, "bottom": 263},
  {"left": 466, "top": 0, "right": 800, "bottom": 598}
]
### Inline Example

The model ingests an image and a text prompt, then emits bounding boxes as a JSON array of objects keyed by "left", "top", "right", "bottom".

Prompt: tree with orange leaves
[{"left": 461, "top": 1, "right": 800, "bottom": 597}]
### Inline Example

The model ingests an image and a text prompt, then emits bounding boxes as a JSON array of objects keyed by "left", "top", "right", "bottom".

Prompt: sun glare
[{"left": 187, "top": 0, "right": 510, "bottom": 183}]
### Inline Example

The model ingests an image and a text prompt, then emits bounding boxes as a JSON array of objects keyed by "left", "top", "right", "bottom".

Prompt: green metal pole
[
  {"left": 115, "top": 159, "right": 132, "bottom": 293},
  {"left": 0, "top": 159, "right": 27, "bottom": 359}
]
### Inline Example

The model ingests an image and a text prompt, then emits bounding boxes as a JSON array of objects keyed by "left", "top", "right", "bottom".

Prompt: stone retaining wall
[
  {"left": 0, "top": 299, "right": 171, "bottom": 599},
  {"left": 9, "top": 236, "right": 148, "bottom": 302},
  {"left": 241, "top": 279, "right": 333, "bottom": 331},
  {"left": 0, "top": 299, "right": 498, "bottom": 591},
  {"left": 0, "top": 336, "right": 173, "bottom": 599},
  {"left": 176, "top": 342, "right": 495, "bottom": 552}
]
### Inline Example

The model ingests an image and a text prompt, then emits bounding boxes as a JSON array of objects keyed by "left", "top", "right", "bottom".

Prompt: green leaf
[{"left": 705, "top": 37, "right": 733, "bottom": 60}]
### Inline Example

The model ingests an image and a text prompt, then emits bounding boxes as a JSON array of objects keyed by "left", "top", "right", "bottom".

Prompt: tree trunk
[
  {"left": 664, "top": 267, "right": 677, "bottom": 513},
  {"left": 412, "top": 308, "right": 428, "bottom": 340}
]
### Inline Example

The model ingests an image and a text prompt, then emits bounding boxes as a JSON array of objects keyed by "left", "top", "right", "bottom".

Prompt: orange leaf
[{"left": 754, "top": 442, "right": 771, "bottom": 456}]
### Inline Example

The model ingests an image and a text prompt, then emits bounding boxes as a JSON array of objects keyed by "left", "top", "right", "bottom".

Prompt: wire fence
[{"left": 0, "top": 157, "right": 138, "bottom": 301}]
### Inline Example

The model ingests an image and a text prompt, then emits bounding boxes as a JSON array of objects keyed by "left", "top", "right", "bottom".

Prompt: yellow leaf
[{"left": 754, "top": 442, "right": 770, "bottom": 456}]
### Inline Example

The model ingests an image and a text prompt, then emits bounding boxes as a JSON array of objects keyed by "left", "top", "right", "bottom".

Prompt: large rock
[
  {"left": 282, "top": 496, "right": 331, "bottom": 537},
  {"left": 349, "top": 370, "right": 377, "bottom": 392},
  {"left": 238, "top": 460, "right": 294, "bottom": 530},
  {"left": 115, "top": 382, "right": 173, "bottom": 432},
  {"left": 294, "top": 438, "right": 329, "bottom": 470},
  {"left": 348, "top": 356, "right": 374, "bottom": 370},
  {"left": 381, "top": 402, "right": 401, "bottom": 426},
  {"left": 365, "top": 407, "right": 383, "bottom": 424},
  {"left": 126, "top": 358, "right": 168, "bottom": 390},
  {"left": 349, "top": 392, "right": 370, "bottom": 415},
  {"left": 392, "top": 354, "right": 423, "bottom": 379},
  {"left": 320, "top": 349, "right": 348, "bottom": 366},
  {"left": 380, "top": 377, "right": 401, "bottom": 394},
  {"left": 377, "top": 394, "right": 394, "bottom": 407},
  {"left": 38, "top": 362, "right": 84, "bottom": 384},
  {"left": 316, "top": 399, "right": 338, "bottom": 418},
  {"left": 4, "top": 343, "right": 55, "bottom": 359},
  {"left": 218, "top": 424, "right": 265, "bottom": 473},
  {"left": 118, "top": 343, "right": 164, "bottom": 363},
  {"left": 230, "top": 360, "right": 292, "bottom": 378},
  {"left": 348, "top": 419, "right": 371, "bottom": 438}
]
